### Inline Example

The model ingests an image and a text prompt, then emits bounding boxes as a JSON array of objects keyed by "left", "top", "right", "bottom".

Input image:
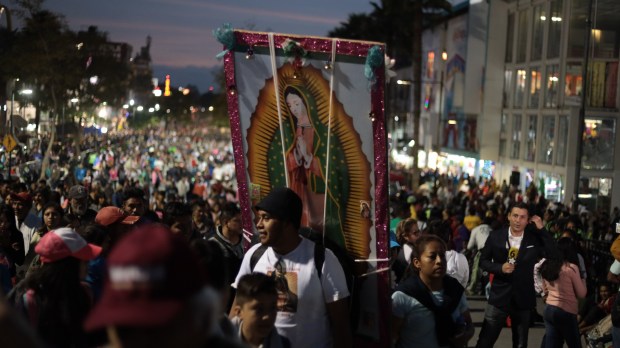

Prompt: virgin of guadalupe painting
[{"left": 247, "top": 63, "right": 372, "bottom": 260}]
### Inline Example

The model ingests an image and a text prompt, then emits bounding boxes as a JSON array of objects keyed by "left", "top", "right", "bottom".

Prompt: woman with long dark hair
[
  {"left": 540, "top": 237, "right": 587, "bottom": 348},
  {"left": 391, "top": 234, "right": 474, "bottom": 347},
  {"left": 23, "top": 202, "right": 65, "bottom": 277},
  {"left": 11, "top": 227, "right": 101, "bottom": 347},
  {"left": 391, "top": 218, "right": 421, "bottom": 284}
]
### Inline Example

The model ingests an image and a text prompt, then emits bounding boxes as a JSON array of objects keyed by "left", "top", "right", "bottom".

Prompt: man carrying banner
[{"left": 230, "top": 187, "right": 352, "bottom": 348}]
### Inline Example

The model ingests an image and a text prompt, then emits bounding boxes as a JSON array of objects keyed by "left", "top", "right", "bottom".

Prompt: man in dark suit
[{"left": 476, "top": 202, "right": 554, "bottom": 348}]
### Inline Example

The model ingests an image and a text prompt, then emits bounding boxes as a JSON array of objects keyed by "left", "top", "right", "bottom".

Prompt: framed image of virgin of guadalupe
[{"left": 217, "top": 26, "right": 389, "bottom": 346}]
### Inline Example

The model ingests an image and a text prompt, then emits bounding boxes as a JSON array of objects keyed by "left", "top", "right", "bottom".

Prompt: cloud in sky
[
  {"left": 43, "top": 0, "right": 374, "bottom": 91},
  {"left": 198, "top": 2, "right": 345, "bottom": 26}
]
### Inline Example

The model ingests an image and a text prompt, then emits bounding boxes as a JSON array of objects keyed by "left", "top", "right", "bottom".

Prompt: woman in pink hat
[{"left": 9, "top": 227, "right": 101, "bottom": 348}]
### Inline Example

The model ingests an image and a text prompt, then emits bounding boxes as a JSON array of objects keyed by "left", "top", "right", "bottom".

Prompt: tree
[
  {"left": 3, "top": 0, "right": 135, "bottom": 178},
  {"left": 194, "top": 68, "right": 229, "bottom": 127},
  {"left": 329, "top": 3, "right": 413, "bottom": 67},
  {"left": 0, "top": 5, "right": 15, "bottom": 136},
  {"left": 2, "top": 2, "right": 79, "bottom": 179},
  {"left": 2, "top": 9, "right": 78, "bottom": 114},
  {"left": 76, "top": 26, "right": 132, "bottom": 110}
]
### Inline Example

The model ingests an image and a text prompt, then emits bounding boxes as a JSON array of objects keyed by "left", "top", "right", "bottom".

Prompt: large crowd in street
[{"left": 0, "top": 124, "right": 619, "bottom": 347}]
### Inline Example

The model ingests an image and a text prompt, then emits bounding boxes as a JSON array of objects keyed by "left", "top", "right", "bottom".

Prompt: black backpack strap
[
  {"left": 392, "top": 247, "right": 409, "bottom": 283},
  {"left": 209, "top": 235, "right": 230, "bottom": 258},
  {"left": 250, "top": 244, "right": 268, "bottom": 272},
  {"left": 314, "top": 243, "right": 325, "bottom": 280}
]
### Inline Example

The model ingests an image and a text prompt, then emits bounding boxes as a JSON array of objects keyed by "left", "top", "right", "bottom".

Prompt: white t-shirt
[
  {"left": 467, "top": 224, "right": 491, "bottom": 251},
  {"left": 403, "top": 243, "right": 413, "bottom": 264},
  {"left": 446, "top": 250, "right": 470, "bottom": 288},
  {"left": 507, "top": 228, "right": 523, "bottom": 264},
  {"left": 392, "top": 290, "right": 468, "bottom": 348},
  {"left": 233, "top": 238, "right": 349, "bottom": 348},
  {"left": 16, "top": 213, "right": 41, "bottom": 255}
]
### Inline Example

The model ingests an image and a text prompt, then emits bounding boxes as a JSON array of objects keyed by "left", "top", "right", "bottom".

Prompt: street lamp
[
  {"left": 10, "top": 84, "right": 34, "bottom": 133},
  {"left": 6, "top": 78, "right": 32, "bottom": 178}
]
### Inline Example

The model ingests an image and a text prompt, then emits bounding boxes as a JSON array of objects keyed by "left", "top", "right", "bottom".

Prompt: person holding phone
[{"left": 476, "top": 202, "right": 555, "bottom": 348}]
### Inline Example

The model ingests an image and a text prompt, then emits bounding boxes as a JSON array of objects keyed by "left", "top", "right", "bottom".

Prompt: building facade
[
  {"left": 485, "top": 0, "right": 620, "bottom": 212},
  {"left": 399, "top": 0, "right": 620, "bottom": 212}
]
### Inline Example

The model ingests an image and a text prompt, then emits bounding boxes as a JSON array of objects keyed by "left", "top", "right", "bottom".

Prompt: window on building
[
  {"left": 426, "top": 51, "right": 435, "bottom": 79},
  {"left": 540, "top": 173, "right": 563, "bottom": 202},
  {"left": 511, "top": 114, "right": 522, "bottom": 159},
  {"left": 506, "top": 13, "right": 515, "bottom": 63},
  {"left": 517, "top": 10, "right": 529, "bottom": 63},
  {"left": 500, "top": 113, "right": 508, "bottom": 157},
  {"left": 579, "top": 177, "right": 612, "bottom": 213},
  {"left": 503, "top": 70, "right": 513, "bottom": 108},
  {"left": 564, "top": 63, "right": 582, "bottom": 105},
  {"left": 525, "top": 115, "right": 537, "bottom": 161},
  {"left": 556, "top": 116, "right": 568, "bottom": 166},
  {"left": 547, "top": 0, "right": 562, "bottom": 59},
  {"left": 589, "top": 0, "right": 620, "bottom": 60},
  {"left": 515, "top": 69, "right": 527, "bottom": 108},
  {"left": 529, "top": 67, "right": 541, "bottom": 108},
  {"left": 591, "top": 29, "right": 618, "bottom": 59},
  {"left": 544, "top": 64, "right": 559, "bottom": 107},
  {"left": 539, "top": 116, "right": 555, "bottom": 164},
  {"left": 583, "top": 118, "right": 616, "bottom": 170},
  {"left": 587, "top": 61, "right": 618, "bottom": 108},
  {"left": 531, "top": 5, "right": 546, "bottom": 61},
  {"left": 568, "top": 0, "right": 620, "bottom": 59}
]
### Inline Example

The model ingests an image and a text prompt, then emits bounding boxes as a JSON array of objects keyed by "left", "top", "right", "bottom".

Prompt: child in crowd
[{"left": 231, "top": 273, "right": 291, "bottom": 348}]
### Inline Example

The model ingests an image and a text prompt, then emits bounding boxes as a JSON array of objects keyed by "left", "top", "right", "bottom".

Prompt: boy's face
[{"left": 239, "top": 292, "right": 278, "bottom": 341}]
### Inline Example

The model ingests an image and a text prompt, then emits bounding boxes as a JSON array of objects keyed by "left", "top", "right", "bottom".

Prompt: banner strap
[
  {"left": 269, "top": 33, "right": 289, "bottom": 187},
  {"left": 322, "top": 39, "right": 337, "bottom": 236}
]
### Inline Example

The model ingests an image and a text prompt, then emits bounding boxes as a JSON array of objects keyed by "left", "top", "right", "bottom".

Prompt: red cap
[
  {"left": 95, "top": 207, "right": 140, "bottom": 226},
  {"left": 84, "top": 224, "right": 205, "bottom": 331},
  {"left": 35, "top": 227, "right": 102, "bottom": 263},
  {"left": 10, "top": 192, "right": 32, "bottom": 203}
]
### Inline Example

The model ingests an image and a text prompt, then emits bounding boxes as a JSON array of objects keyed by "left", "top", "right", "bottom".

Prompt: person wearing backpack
[{"left": 229, "top": 187, "right": 352, "bottom": 348}]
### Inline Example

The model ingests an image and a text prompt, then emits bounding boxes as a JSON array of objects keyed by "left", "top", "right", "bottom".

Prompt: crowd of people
[
  {"left": 388, "top": 173, "right": 620, "bottom": 347},
  {"left": 0, "top": 125, "right": 261, "bottom": 347},
  {"left": 2, "top": 124, "right": 620, "bottom": 347}
]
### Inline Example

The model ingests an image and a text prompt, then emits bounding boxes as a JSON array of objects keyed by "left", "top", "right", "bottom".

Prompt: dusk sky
[{"left": 42, "top": 0, "right": 376, "bottom": 92}]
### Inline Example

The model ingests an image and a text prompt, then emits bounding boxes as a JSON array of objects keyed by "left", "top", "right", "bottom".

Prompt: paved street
[{"left": 467, "top": 295, "right": 546, "bottom": 348}]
